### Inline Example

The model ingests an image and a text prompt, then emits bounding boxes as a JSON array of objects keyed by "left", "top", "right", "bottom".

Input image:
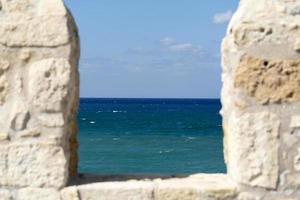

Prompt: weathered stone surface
[
  {"left": 233, "top": 23, "right": 274, "bottom": 48},
  {"left": 64, "top": 174, "right": 236, "bottom": 200},
  {"left": 29, "top": 58, "right": 71, "bottom": 112},
  {"left": 0, "top": 17, "right": 70, "bottom": 47},
  {"left": 234, "top": 56, "right": 300, "bottom": 104},
  {"left": 17, "top": 188, "right": 61, "bottom": 200},
  {"left": 76, "top": 181, "right": 154, "bottom": 200},
  {"left": 227, "top": 112, "right": 280, "bottom": 189},
  {"left": 38, "top": 0, "right": 67, "bottom": 16},
  {"left": 1, "top": 0, "right": 34, "bottom": 13},
  {"left": 7, "top": 144, "right": 67, "bottom": 189},
  {"left": 154, "top": 174, "right": 237, "bottom": 200},
  {"left": 0, "top": 0, "right": 79, "bottom": 196}
]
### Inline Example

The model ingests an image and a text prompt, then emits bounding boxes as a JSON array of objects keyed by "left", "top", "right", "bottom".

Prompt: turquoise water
[{"left": 78, "top": 98, "right": 226, "bottom": 175}]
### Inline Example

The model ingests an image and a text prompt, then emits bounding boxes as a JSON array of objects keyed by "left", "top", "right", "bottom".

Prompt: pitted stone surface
[
  {"left": 29, "top": 58, "right": 71, "bottom": 113},
  {"left": 227, "top": 112, "right": 280, "bottom": 189},
  {"left": 0, "top": 0, "right": 81, "bottom": 197},
  {"left": 234, "top": 56, "right": 300, "bottom": 104},
  {"left": 7, "top": 144, "right": 67, "bottom": 189},
  {"left": 0, "top": 16, "right": 70, "bottom": 47}
]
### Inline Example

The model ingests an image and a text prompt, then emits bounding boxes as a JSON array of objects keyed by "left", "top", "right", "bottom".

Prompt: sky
[{"left": 64, "top": 0, "right": 238, "bottom": 98}]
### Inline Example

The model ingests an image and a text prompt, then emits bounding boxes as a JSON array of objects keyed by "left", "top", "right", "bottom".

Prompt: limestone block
[
  {"left": 233, "top": 23, "right": 274, "bottom": 48},
  {"left": 17, "top": 188, "right": 61, "bottom": 200},
  {"left": 0, "top": 0, "right": 78, "bottom": 192},
  {"left": 7, "top": 143, "right": 67, "bottom": 189},
  {"left": 234, "top": 56, "right": 300, "bottom": 104},
  {"left": 154, "top": 174, "right": 237, "bottom": 200},
  {"left": 28, "top": 58, "right": 71, "bottom": 112},
  {"left": 0, "top": 189, "right": 12, "bottom": 200},
  {"left": 227, "top": 112, "right": 280, "bottom": 189},
  {"left": 0, "top": 16, "right": 70, "bottom": 47},
  {"left": 76, "top": 181, "right": 154, "bottom": 200}
]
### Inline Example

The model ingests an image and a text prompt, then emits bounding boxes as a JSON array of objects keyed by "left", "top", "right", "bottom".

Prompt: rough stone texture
[
  {"left": 77, "top": 181, "right": 154, "bottom": 200},
  {"left": 154, "top": 174, "right": 237, "bottom": 200},
  {"left": 227, "top": 112, "right": 280, "bottom": 189},
  {"left": 61, "top": 174, "right": 237, "bottom": 200},
  {"left": 28, "top": 58, "right": 72, "bottom": 113},
  {"left": 234, "top": 56, "right": 300, "bottom": 104},
  {"left": 7, "top": 144, "right": 67, "bottom": 188},
  {"left": 0, "top": 0, "right": 80, "bottom": 193},
  {"left": 221, "top": 0, "right": 300, "bottom": 198}
]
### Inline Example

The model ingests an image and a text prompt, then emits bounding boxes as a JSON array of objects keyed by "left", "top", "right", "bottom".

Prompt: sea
[{"left": 78, "top": 98, "right": 226, "bottom": 175}]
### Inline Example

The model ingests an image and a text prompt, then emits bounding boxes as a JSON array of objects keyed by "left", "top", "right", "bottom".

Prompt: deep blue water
[{"left": 78, "top": 98, "right": 226, "bottom": 175}]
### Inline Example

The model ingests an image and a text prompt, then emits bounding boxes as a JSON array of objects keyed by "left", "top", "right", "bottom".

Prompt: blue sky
[{"left": 64, "top": 0, "right": 238, "bottom": 98}]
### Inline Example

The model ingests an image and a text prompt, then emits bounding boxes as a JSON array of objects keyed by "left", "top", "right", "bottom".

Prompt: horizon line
[{"left": 79, "top": 97, "right": 220, "bottom": 100}]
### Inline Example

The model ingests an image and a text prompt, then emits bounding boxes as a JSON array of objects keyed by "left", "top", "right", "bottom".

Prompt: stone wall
[
  {"left": 0, "top": 0, "right": 80, "bottom": 199},
  {"left": 1, "top": 0, "right": 300, "bottom": 199},
  {"left": 221, "top": 0, "right": 300, "bottom": 199}
]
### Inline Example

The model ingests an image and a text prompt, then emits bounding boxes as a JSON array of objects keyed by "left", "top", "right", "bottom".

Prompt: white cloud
[
  {"left": 160, "top": 37, "right": 202, "bottom": 54},
  {"left": 160, "top": 37, "right": 176, "bottom": 45},
  {"left": 168, "top": 43, "right": 201, "bottom": 53},
  {"left": 213, "top": 10, "right": 233, "bottom": 24}
]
